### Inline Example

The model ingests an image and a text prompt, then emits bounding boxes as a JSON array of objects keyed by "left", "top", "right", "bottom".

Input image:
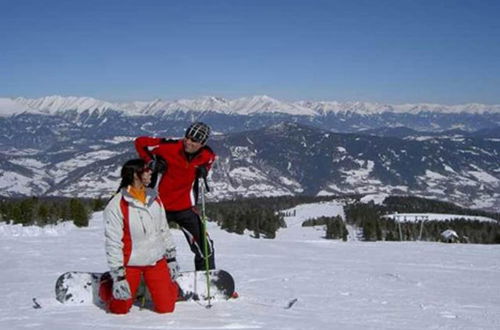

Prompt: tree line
[
  {"left": 344, "top": 199, "right": 500, "bottom": 244},
  {"left": 383, "top": 196, "right": 500, "bottom": 221},
  {"left": 204, "top": 195, "right": 350, "bottom": 238},
  {"left": 302, "top": 215, "right": 348, "bottom": 241},
  {"left": 0, "top": 197, "right": 106, "bottom": 228},
  {"left": 2, "top": 194, "right": 499, "bottom": 244},
  {"left": 206, "top": 197, "right": 288, "bottom": 238}
]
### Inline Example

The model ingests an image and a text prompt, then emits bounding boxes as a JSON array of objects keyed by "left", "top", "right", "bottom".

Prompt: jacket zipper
[{"left": 136, "top": 208, "right": 147, "bottom": 235}]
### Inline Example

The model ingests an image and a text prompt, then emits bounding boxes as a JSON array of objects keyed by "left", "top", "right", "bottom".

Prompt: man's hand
[
  {"left": 196, "top": 166, "right": 208, "bottom": 179},
  {"left": 148, "top": 155, "right": 167, "bottom": 173}
]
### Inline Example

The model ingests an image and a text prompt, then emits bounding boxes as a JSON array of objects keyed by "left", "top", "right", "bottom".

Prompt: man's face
[{"left": 183, "top": 137, "right": 203, "bottom": 154}]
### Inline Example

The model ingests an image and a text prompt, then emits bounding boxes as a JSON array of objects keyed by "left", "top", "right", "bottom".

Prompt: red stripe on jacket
[{"left": 120, "top": 198, "right": 132, "bottom": 266}]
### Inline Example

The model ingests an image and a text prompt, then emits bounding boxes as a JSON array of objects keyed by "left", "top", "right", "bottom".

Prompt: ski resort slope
[{"left": 1, "top": 204, "right": 500, "bottom": 330}]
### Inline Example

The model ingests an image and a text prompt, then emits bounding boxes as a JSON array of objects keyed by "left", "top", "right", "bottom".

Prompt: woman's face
[{"left": 136, "top": 167, "right": 152, "bottom": 187}]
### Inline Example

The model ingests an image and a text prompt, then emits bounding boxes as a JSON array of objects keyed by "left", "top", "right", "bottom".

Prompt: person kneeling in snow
[{"left": 101, "top": 158, "right": 179, "bottom": 314}]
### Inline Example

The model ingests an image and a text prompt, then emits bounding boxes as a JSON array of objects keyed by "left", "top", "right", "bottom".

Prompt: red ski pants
[{"left": 101, "top": 259, "right": 178, "bottom": 314}]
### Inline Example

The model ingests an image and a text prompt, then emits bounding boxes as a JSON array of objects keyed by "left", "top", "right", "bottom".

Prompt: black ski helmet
[{"left": 185, "top": 122, "right": 210, "bottom": 145}]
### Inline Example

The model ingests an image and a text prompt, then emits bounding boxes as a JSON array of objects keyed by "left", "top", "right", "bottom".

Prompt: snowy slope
[
  {"left": 278, "top": 200, "right": 345, "bottom": 241},
  {"left": 1, "top": 206, "right": 500, "bottom": 330}
]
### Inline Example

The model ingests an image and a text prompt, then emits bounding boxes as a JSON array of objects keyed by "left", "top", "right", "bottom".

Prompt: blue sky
[{"left": 1, "top": 0, "right": 500, "bottom": 103}]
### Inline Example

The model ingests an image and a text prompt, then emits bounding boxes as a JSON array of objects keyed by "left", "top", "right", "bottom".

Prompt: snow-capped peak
[
  {"left": 14, "top": 95, "right": 117, "bottom": 115},
  {"left": 296, "top": 100, "right": 391, "bottom": 115},
  {"left": 0, "top": 98, "right": 36, "bottom": 117},
  {"left": 230, "top": 95, "right": 318, "bottom": 116},
  {"left": 3, "top": 95, "right": 500, "bottom": 117}
]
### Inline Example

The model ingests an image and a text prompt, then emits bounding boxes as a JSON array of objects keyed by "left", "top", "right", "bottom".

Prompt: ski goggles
[{"left": 186, "top": 135, "right": 204, "bottom": 144}]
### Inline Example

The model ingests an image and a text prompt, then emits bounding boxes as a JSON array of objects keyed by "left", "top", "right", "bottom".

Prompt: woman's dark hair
[{"left": 116, "top": 158, "right": 147, "bottom": 192}]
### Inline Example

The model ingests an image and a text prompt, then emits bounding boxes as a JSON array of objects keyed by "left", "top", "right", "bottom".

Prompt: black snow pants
[{"left": 166, "top": 208, "right": 215, "bottom": 271}]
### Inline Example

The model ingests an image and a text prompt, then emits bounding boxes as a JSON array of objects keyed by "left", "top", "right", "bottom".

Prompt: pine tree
[
  {"left": 37, "top": 203, "right": 50, "bottom": 225},
  {"left": 92, "top": 198, "right": 106, "bottom": 211},
  {"left": 11, "top": 202, "right": 26, "bottom": 225},
  {"left": 70, "top": 199, "right": 89, "bottom": 227}
]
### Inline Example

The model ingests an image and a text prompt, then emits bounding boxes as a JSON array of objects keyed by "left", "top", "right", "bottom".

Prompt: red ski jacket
[{"left": 135, "top": 137, "right": 216, "bottom": 211}]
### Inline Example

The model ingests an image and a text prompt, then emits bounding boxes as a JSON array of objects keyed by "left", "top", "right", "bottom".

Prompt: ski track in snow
[{"left": 1, "top": 205, "right": 500, "bottom": 329}]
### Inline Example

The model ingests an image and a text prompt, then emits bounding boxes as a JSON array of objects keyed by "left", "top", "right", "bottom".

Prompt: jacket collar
[{"left": 121, "top": 187, "right": 158, "bottom": 208}]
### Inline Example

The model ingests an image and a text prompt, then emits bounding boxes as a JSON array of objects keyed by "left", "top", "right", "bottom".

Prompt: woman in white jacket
[{"left": 102, "top": 158, "right": 179, "bottom": 314}]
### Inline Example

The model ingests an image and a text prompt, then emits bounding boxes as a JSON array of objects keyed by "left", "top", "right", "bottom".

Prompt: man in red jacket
[{"left": 135, "top": 122, "right": 216, "bottom": 271}]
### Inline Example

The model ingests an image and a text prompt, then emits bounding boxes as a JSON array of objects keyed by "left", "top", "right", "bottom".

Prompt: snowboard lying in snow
[{"left": 55, "top": 269, "right": 235, "bottom": 305}]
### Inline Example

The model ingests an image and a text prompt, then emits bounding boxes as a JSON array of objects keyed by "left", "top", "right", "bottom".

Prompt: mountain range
[
  {"left": 2, "top": 95, "right": 500, "bottom": 117},
  {"left": 1, "top": 96, "right": 499, "bottom": 211},
  {"left": 2, "top": 95, "right": 500, "bottom": 137}
]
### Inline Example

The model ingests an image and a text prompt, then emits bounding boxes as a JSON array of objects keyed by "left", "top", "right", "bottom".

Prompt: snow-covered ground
[
  {"left": 278, "top": 201, "right": 346, "bottom": 241},
  {"left": 1, "top": 205, "right": 500, "bottom": 329}
]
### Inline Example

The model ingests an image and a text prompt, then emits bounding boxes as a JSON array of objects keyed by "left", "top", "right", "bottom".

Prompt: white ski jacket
[{"left": 104, "top": 187, "right": 175, "bottom": 270}]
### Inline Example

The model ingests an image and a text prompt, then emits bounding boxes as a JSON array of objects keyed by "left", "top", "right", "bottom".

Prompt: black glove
[
  {"left": 148, "top": 155, "right": 167, "bottom": 173},
  {"left": 196, "top": 166, "right": 208, "bottom": 179}
]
